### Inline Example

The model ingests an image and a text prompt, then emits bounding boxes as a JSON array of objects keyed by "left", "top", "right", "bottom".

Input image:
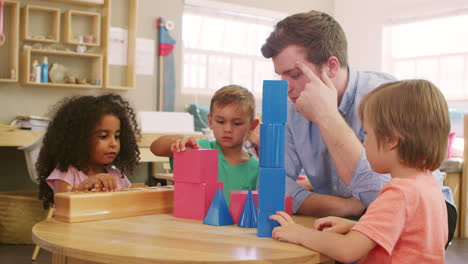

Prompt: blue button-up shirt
[{"left": 285, "top": 68, "right": 452, "bottom": 213}]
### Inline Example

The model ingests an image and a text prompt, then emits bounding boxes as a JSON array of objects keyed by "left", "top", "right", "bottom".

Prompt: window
[
  {"left": 383, "top": 11, "right": 468, "bottom": 100},
  {"left": 182, "top": 0, "right": 284, "bottom": 97}
]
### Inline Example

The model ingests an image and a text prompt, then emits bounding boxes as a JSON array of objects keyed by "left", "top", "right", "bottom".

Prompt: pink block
[
  {"left": 229, "top": 190, "right": 258, "bottom": 224},
  {"left": 173, "top": 149, "right": 218, "bottom": 184},
  {"left": 284, "top": 195, "right": 292, "bottom": 216},
  {"left": 173, "top": 181, "right": 217, "bottom": 220},
  {"left": 216, "top": 181, "right": 224, "bottom": 192}
]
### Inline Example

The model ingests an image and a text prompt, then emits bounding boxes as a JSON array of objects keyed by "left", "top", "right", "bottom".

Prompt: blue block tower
[{"left": 257, "top": 80, "right": 288, "bottom": 237}]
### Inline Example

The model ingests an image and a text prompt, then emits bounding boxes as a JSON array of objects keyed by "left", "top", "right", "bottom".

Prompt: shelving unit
[
  {"left": 0, "top": 0, "right": 19, "bottom": 82},
  {"left": 102, "top": 0, "right": 137, "bottom": 90},
  {"left": 21, "top": 5, "right": 60, "bottom": 43},
  {"left": 63, "top": 10, "right": 101, "bottom": 46},
  {"left": 21, "top": 49, "right": 103, "bottom": 89},
  {"left": 0, "top": 0, "right": 136, "bottom": 90}
]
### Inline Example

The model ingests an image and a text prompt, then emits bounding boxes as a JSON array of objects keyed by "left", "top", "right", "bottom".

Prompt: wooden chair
[{"left": 31, "top": 207, "right": 53, "bottom": 260}]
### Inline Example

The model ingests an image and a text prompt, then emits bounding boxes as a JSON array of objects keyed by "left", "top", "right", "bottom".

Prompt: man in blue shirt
[{"left": 261, "top": 10, "right": 456, "bottom": 245}]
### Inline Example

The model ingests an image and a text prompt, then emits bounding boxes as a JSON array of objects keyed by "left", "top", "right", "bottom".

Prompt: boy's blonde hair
[
  {"left": 210, "top": 85, "right": 256, "bottom": 120},
  {"left": 359, "top": 80, "right": 450, "bottom": 171}
]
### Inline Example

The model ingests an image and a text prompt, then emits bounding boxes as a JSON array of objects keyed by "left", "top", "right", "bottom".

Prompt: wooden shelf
[
  {"left": 2, "top": 0, "right": 136, "bottom": 90},
  {"left": 24, "top": 82, "right": 101, "bottom": 89},
  {"left": 63, "top": 10, "right": 101, "bottom": 46},
  {"left": 0, "top": 78, "right": 18, "bottom": 83},
  {"left": 29, "top": 48, "right": 102, "bottom": 58},
  {"left": 21, "top": 5, "right": 60, "bottom": 43},
  {"left": 44, "top": 0, "right": 104, "bottom": 7},
  {"left": 106, "top": 85, "right": 136, "bottom": 90},
  {"left": 0, "top": 1, "right": 19, "bottom": 82},
  {"left": 21, "top": 49, "right": 103, "bottom": 88}
]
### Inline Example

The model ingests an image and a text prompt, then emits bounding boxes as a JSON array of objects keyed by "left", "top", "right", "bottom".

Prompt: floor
[{"left": 1, "top": 239, "right": 467, "bottom": 263}]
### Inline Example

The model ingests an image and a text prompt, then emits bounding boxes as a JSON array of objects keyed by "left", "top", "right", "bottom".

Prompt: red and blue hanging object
[{"left": 157, "top": 17, "right": 176, "bottom": 112}]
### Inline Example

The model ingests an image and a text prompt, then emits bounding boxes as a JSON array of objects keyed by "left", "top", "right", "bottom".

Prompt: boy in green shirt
[{"left": 151, "top": 85, "right": 260, "bottom": 203}]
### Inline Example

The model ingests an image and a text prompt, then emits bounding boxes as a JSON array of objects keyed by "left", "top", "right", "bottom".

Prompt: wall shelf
[
  {"left": 21, "top": 5, "right": 60, "bottom": 43},
  {"left": 63, "top": 10, "right": 101, "bottom": 46},
  {"left": 0, "top": 1, "right": 19, "bottom": 82},
  {"left": 21, "top": 49, "right": 103, "bottom": 88},
  {"left": 44, "top": 0, "right": 104, "bottom": 7},
  {"left": 1, "top": 0, "right": 136, "bottom": 90},
  {"left": 27, "top": 48, "right": 102, "bottom": 58},
  {"left": 23, "top": 82, "right": 101, "bottom": 89}
]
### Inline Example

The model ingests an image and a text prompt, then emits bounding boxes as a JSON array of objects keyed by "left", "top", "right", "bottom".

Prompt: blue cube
[{"left": 262, "top": 80, "right": 288, "bottom": 124}]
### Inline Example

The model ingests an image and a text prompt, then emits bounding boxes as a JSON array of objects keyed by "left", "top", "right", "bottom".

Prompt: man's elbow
[{"left": 344, "top": 197, "right": 366, "bottom": 217}]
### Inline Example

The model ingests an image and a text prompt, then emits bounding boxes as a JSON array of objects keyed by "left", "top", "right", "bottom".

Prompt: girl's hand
[
  {"left": 170, "top": 136, "right": 201, "bottom": 152},
  {"left": 79, "top": 173, "right": 117, "bottom": 191},
  {"left": 270, "top": 211, "right": 308, "bottom": 244},
  {"left": 314, "top": 216, "right": 356, "bottom": 234}
]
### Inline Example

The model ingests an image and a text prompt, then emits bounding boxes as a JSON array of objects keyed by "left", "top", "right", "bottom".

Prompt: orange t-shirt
[{"left": 352, "top": 172, "right": 447, "bottom": 263}]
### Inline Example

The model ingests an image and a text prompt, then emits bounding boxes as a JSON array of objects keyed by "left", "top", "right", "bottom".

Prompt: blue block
[
  {"left": 257, "top": 210, "right": 280, "bottom": 237},
  {"left": 203, "top": 188, "right": 234, "bottom": 226},
  {"left": 258, "top": 168, "right": 285, "bottom": 211},
  {"left": 262, "top": 80, "right": 288, "bottom": 124},
  {"left": 238, "top": 190, "right": 258, "bottom": 228},
  {"left": 259, "top": 124, "right": 285, "bottom": 168}
]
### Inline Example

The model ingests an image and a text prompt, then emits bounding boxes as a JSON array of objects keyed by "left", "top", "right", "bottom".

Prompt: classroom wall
[
  {"left": 0, "top": 0, "right": 332, "bottom": 124},
  {"left": 334, "top": 0, "right": 468, "bottom": 110},
  {"left": 0, "top": 0, "right": 332, "bottom": 190}
]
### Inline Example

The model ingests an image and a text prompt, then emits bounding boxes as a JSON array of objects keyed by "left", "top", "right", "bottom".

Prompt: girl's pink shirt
[{"left": 46, "top": 166, "right": 131, "bottom": 192}]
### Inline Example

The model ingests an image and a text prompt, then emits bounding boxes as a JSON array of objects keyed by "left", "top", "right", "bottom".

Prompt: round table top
[{"left": 32, "top": 213, "right": 331, "bottom": 264}]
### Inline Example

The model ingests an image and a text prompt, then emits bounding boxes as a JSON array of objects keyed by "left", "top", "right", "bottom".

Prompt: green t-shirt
[{"left": 170, "top": 139, "right": 259, "bottom": 204}]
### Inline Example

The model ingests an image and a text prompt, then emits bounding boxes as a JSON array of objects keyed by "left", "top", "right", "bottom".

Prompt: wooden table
[{"left": 32, "top": 213, "right": 333, "bottom": 264}]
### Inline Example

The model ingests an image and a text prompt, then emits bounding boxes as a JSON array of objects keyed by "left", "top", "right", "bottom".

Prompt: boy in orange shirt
[{"left": 270, "top": 79, "right": 449, "bottom": 263}]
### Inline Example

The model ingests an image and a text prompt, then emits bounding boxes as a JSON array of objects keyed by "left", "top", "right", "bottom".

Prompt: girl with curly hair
[{"left": 37, "top": 94, "right": 140, "bottom": 209}]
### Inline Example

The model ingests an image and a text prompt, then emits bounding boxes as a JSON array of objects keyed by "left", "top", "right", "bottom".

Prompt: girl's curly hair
[{"left": 37, "top": 94, "right": 140, "bottom": 208}]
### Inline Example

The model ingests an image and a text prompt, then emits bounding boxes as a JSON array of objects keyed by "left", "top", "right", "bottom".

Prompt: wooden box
[{"left": 54, "top": 187, "right": 174, "bottom": 223}]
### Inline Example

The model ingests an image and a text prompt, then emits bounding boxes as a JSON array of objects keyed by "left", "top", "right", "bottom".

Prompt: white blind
[
  {"left": 382, "top": 11, "right": 468, "bottom": 100},
  {"left": 182, "top": 0, "right": 285, "bottom": 96}
]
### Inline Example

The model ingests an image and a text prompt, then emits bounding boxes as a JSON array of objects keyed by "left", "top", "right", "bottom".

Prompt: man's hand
[
  {"left": 314, "top": 216, "right": 356, "bottom": 234},
  {"left": 295, "top": 62, "right": 339, "bottom": 124},
  {"left": 170, "top": 136, "right": 201, "bottom": 152}
]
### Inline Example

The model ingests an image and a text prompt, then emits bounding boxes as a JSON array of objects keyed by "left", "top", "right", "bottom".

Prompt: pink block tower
[{"left": 173, "top": 149, "right": 219, "bottom": 220}]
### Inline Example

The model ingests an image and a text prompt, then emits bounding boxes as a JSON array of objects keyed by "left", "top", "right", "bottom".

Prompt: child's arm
[
  {"left": 53, "top": 179, "right": 72, "bottom": 193},
  {"left": 270, "top": 212, "right": 376, "bottom": 263},
  {"left": 150, "top": 135, "right": 201, "bottom": 157},
  {"left": 314, "top": 216, "right": 356, "bottom": 234}
]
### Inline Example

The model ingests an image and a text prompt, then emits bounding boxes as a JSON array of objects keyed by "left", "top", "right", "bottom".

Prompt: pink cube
[
  {"left": 173, "top": 149, "right": 218, "bottom": 184},
  {"left": 173, "top": 181, "right": 217, "bottom": 220},
  {"left": 284, "top": 195, "right": 292, "bottom": 216},
  {"left": 229, "top": 190, "right": 259, "bottom": 224}
]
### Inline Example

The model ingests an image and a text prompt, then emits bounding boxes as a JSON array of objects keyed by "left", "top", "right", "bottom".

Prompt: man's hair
[
  {"left": 210, "top": 85, "right": 256, "bottom": 120},
  {"left": 261, "top": 10, "right": 348, "bottom": 68},
  {"left": 359, "top": 80, "right": 450, "bottom": 171}
]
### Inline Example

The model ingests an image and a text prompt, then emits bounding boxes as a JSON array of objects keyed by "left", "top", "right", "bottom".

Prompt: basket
[{"left": 0, "top": 190, "right": 49, "bottom": 244}]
